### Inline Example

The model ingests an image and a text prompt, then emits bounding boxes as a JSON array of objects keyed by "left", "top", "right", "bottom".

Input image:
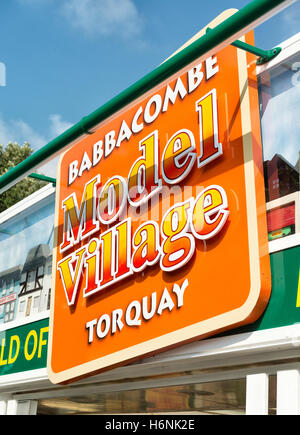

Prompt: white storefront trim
[{"left": 1, "top": 323, "right": 300, "bottom": 399}]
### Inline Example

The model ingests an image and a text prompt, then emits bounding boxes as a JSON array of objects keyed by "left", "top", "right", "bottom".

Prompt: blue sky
[{"left": 0, "top": 0, "right": 299, "bottom": 175}]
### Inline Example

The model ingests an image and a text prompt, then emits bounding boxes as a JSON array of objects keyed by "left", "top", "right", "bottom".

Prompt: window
[
  {"left": 258, "top": 47, "right": 300, "bottom": 242},
  {"left": 33, "top": 296, "right": 40, "bottom": 309},
  {"left": 4, "top": 301, "right": 15, "bottom": 323},
  {"left": 19, "top": 300, "right": 25, "bottom": 312},
  {"left": 2, "top": 282, "right": 6, "bottom": 296},
  {"left": 37, "top": 378, "right": 247, "bottom": 415},
  {"left": 27, "top": 271, "right": 36, "bottom": 291},
  {"left": 38, "top": 266, "right": 44, "bottom": 277},
  {"left": 259, "top": 52, "right": 300, "bottom": 203}
]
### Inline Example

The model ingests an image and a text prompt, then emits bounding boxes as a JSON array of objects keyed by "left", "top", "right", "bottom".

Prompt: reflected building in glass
[
  {"left": 0, "top": 265, "right": 22, "bottom": 323},
  {"left": 17, "top": 244, "right": 52, "bottom": 320}
]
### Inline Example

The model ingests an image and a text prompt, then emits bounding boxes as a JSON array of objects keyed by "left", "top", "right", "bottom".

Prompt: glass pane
[
  {"left": 27, "top": 271, "right": 36, "bottom": 291},
  {"left": 258, "top": 38, "right": 300, "bottom": 243},
  {"left": 19, "top": 300, "right": 25, "bottom": 312},
  {"left": 0, "top": 189, "right": 55, "bottom": 324},
  {"left": 37, "top": 378, "right": 246, "bottom": 415},
  {"left": 259, "top": 52, "right": 300, "bottom": 203}
]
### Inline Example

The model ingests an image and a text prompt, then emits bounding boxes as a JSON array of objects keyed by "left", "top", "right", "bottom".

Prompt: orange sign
[{"left": 48, "top": 11, "right": 271, "bottom": 384}]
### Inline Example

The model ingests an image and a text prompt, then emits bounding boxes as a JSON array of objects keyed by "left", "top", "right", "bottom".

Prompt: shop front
[{"left": 0, "top": 5, "right": 300, "bottom": 416}]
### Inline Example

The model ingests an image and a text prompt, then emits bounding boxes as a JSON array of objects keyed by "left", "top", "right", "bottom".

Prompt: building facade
[{"left": 0, "top": 29, "right": 299, "bottom": 415}]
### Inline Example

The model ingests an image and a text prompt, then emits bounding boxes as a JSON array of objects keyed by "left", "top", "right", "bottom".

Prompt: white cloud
[
  {"left": 18, "top": 0, "right": 143, "bottom": 39},
  {"left": 0, "top": 116, "right": 47, "bottom": 149},
  {"left": 281, "top": 1, "right": 300, "bottom": 35},
  {"left": 40, "top": 114, "right": 74, "bottom": 177},
  {"left": 0, "top": 113, "right": 73, "bottom": 177},
  {"left": 61, "top": 0, "right": 142, "bottom": 38},
  {"left": 48, "top": 113, "right": 73, "bottom": 137},
  {"left": 0, "top": 113, "right": 73, "bottom": 149}
]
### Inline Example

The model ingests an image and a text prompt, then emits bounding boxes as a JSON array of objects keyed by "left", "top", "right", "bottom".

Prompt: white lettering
[
  {"left": 206, "top": 56, "right": 219, "bottom": 80},
  {"left": 188, "top": 63, "right": 204, "bottom": 93},
  {"left": 78, "top": 152, "right": 92, "bottom": 177},
  {"left": 112, "top": 308, "right": 124, "bottom": 334},
  {"left": 142, "top": 292, "right": 157, "bottom": 320},
  {"left": 144, "top": 94, "right": 162, "bottom": 124},
  {"left": 85, "top": 280, "right": 188, "bottom": 343},
  {"left": 162, "top": 77, "right": 187, "bottom": 112},
  {"left": 172, "top": 279, "right": 188, "bottom": 307},
  {"left": 125, "top": 300, "right": 141, "bottom": 326},
  {"left": 86, "top": 319, "right": 97, "bottom": 343},
  {"left": 131, "top": 106, "right": 144, "bottom": 133},
  {"left": 104, "top": 130, "right": 116, "bottom": 157},
  {"left": 68, "top": 60, "right": 220, "bottom": 180},
  {"left": 68, "top": 160, "right": 78, "bottom": 185},
  {"left": 116, "top": 120, "right": 132, "bottom": 148},
  {"left": 93, "top": 140, "right": 103, "bottom": 166},
  {"left": 96, "top": 314, "right": 111, "bottom": 338},
  {"left": 157, "top": 287, "right": 175, "bottom": 315}
]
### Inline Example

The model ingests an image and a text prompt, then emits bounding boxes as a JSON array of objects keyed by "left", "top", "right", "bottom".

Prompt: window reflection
[
  {"left": 37, "top": 379, "right": 246, "bottom": 415},
  {"left": 258, "top": 51, "right": 300, "bottom": 240},
  {"left": 0, "top": 188, "right": 55, "bottom": 324}
]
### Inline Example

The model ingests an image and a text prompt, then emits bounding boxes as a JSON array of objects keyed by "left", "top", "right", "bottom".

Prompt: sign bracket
[
  {"left": 28, "top": 173, "right": 56, "bottom": 186},
  {"left": 7, "top": 166, "right": 57, "bottom": 187},
  {"left": 206, "top": 27, "right": 281, "bottom": 64},
  {"left": 232, "top": 40, "right": 282, "bottom": 64}
]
